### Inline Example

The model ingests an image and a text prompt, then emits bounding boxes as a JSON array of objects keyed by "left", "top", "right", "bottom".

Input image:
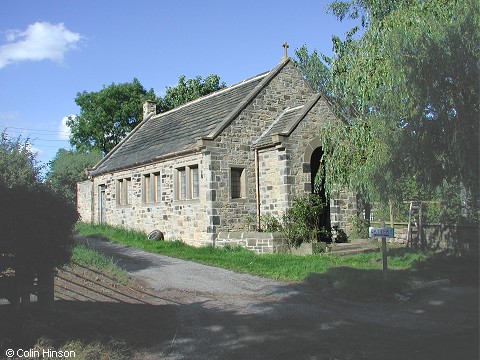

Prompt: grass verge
[
  {"left": 71, "top": 222, "right": 480, "bottom": 300},
  {"left": 71, "top": 243, "right": 130, "bottom": 284}
]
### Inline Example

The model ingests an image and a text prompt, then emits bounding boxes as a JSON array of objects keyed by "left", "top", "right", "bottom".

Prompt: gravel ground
[{"left": 75, "top": 236, "right": 479, "bottom": 360}]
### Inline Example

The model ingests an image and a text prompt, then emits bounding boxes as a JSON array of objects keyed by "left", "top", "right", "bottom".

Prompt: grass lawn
[{"left": 72, "top": 222, "right": 480, "bottom": 299}]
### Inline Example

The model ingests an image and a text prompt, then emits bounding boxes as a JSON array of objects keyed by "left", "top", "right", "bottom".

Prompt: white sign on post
[
  {"left": 369, "top": 226, "right": 394, "bottom": 280},
  {"left": 368, "top": 227, "right": 395, "bottom": 239}
]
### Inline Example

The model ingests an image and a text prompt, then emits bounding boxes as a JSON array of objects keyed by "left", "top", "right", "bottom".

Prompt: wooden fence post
[
  {"left": 15, "top": 263, "right": 31, "bottom": 307},
  {"left": 389, "top": 200, "right": 394, "bottom": 229},
  {"left": 381, "top": 220, "right": 388, "bottom": 280}
]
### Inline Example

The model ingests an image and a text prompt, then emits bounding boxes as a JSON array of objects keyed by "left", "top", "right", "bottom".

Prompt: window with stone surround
[
  {"left": 116, "top": 178, "right": 131, "bottom": 206},
  {"left": 175, "top": 165, "right": 199, "bottom": 200},
  {"left": 143, "top": 172, "right": 161, "bottom": 204},
  {"left": 230, "top": 167, "right": 245, "bottom": 199},
  {"left": 190, "top": 166, "right": 199, "bottom": 199}
]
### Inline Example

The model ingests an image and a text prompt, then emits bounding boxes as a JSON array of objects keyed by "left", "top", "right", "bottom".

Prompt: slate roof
[
  {"left": 253, "top": 94, "right": 321, "bottom": 148},
  {"left": 89, "top": 60, "right": 292, "bottom": 176}
]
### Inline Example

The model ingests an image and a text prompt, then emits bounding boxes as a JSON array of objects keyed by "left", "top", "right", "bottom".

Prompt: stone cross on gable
[{"left": 282, "top": 42, "right": 289, "bottom": 60}]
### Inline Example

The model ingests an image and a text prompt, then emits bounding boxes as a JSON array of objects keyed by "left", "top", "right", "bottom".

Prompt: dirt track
[{"left": 71, "top": 236, "right": 479, "bottom": 360}]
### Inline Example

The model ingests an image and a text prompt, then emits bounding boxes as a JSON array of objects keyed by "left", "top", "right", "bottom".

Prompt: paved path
[{"left": 75, "top": 236, "right": 479, "bottom": 360}]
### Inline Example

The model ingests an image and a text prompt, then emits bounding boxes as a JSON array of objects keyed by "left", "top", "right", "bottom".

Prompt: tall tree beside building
[
  {"left": 158, "top": 74, "right": 226, "bottom": 112},
  {"left": 0, "top": 133, "right": 78, "bottom": 306},
  {"left": 67, "top": 78, "right": 156, "bottom": 154},
  {"left": 67, "top": 75, "right": 225, "bottom": 155},
  {"left": 46, "top": 149, "right": 102, "bottom": 204},
  {"left": 296, "top": 0, "right": 479, "bottom": 221}
]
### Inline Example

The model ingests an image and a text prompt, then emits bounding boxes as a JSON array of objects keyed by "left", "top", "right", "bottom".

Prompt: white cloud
[
  {"left": 0, "top": 22, "right": 82, "bottom": 69},
  {"left": 58, "top": 115, "right": 73, "bottom": 140},
  {"left": 25, "top": 142, "right": 42, "bottom": 157}
]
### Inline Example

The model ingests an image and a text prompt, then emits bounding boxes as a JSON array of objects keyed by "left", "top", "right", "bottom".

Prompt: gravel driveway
[{"left": 75, "top": 236, "right": 479, "bottom": 360}]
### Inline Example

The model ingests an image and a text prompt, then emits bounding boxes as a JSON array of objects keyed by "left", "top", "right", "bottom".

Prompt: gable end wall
[{"left": 206, "top": 62, "right": 314, "bottom": 235}]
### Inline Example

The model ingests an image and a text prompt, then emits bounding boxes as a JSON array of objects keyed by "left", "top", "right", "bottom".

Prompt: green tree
[
  {"left": 46, "top": 149, "right": 102, "bottom": 204},
  {"left": 67, "top": 78, "right": 156, "bottom": 154},
  {"left": 67, "top": 75, "right": 225, "bottom": 155},
  {"left": 294, "top": 45, "right": 333, "bottom": 98},
  {"left": 297, "top": 0, "right": 479, "bottom": 221},
  {"left": 157, "top": 74, "right": 226, "bottom": 112},
  {"left": 0, "top": 131, "right": 42, "bottom": 187}
]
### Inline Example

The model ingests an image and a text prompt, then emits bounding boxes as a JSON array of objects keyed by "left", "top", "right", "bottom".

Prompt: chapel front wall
[{"left": 208, "top": 62, "right": 314, "bottom": 236}]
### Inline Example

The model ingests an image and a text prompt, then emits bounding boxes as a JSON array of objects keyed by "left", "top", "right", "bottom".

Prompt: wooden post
[
  {"left": 381, "top": 220, "right": 388, "bottom": 280},
  {"left": 16, "top": 264, "right": 31, "bottom": 307},
  {"left": 389, "top": 200, "right": 394, "bottom": 229},
  {"left": 419, "top": 203, "right": 424, "bottom": 249}
]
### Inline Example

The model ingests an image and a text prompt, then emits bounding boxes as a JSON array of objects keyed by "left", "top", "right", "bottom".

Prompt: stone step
[
  {"left": 326, "top": 240, "right": 379, "bottom": 256},
  {"left": 332, "top": 239, "right": 377, "bottom": 248},
  {"left": 326, "top": 247, "right": 378, "bottom": 256},
  {"left": 331, "top": 242, "right": 372, "bottom": 249}
]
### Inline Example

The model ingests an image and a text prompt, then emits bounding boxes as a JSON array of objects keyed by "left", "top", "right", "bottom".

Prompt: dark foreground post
[
  {"left": 38, "top": 267, "right": 55, "bottom": 308},
  {"left": 381, "top": 221, "right": 388, "bottom": 280}
]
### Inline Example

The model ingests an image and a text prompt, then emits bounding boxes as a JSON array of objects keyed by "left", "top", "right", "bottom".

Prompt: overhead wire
[{"left": 1, "top": 125, "right": 71, "bottom": 143}]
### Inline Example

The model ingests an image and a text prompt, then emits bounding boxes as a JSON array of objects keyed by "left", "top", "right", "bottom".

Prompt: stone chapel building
[{"left": 77, "top": 56, "right": 357, "bottom": 247}]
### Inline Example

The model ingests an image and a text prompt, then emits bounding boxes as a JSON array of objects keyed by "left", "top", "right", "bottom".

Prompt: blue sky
[{"left": 0, "top": 0, "right": 357, "bottom": 173}]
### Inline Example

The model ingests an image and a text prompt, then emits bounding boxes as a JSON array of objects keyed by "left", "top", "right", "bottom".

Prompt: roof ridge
[
  {"left": 89, "top": 58, "right": 293, "bottom": 175},
  {"left": 149, "top": 71, "right": 269, "bottom": 120}
]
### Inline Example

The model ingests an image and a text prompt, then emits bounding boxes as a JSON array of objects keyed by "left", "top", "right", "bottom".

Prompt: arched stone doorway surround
[{"left": 303, "top": 138, "right": 331, "bottom": 231}]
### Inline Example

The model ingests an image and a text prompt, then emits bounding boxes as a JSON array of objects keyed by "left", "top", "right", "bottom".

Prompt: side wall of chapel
[{"left": 78, "top": 153, "right": 214, "bottom": 246}]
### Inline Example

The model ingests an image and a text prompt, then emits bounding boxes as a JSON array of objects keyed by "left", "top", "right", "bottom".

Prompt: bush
[
  {"left": 259, "top": 214, "right": 282, "bottom": 232},
  {"left": 282, "top": 194, "right": 330, "bottom": 248},
  {"left": 0, "top": 184, "right": 78, "bottom": 280},
  {"left": 351, "top": 215, "right": 369, "bottom": 238}
]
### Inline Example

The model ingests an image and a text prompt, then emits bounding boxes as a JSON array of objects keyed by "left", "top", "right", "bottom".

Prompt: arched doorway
[{"left": 310, "top": 146, "right": 331, "bottom": 233}]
